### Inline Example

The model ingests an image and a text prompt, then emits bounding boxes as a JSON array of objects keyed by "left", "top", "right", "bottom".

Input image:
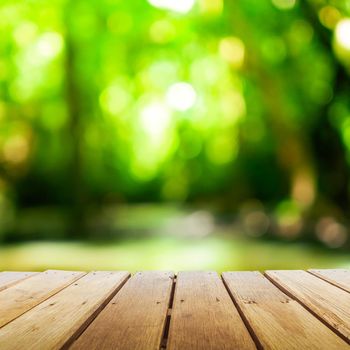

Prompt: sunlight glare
[
  {"left": 140, "top": 102, "right": 171, "bottom": 137},
  {"left": 166, "top": 82, "right": 197, "bottom": 111},
  {"left": 147, "top": 0, "right": 195, "bottom": 13},
  {"left": 37, "top": 32, "right": 63, "bottom": 59},
  {"left": 335, "top": 19, "right": 350, "bottom": 51}
]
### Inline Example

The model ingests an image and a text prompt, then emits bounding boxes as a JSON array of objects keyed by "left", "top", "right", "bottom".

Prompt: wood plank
[
  {"left": 223, "top": 271, "right": 348, "bottom": 350},
  {"left": 265, "top": 270, "right": 350, "bottom": 343},
  {"left": 0, "top": 271, "right": 129, "bottom": 350},
  {"left": 0, "top": 272, "right": 37, "bottom": 292},
  {"left": 0, "top": 270, "right": 85, "bottom": 328},
  {"left": 167, "top": 271, "right": 255, "bottom": 350},
  {"left": 309, "top": 269, "right": 350, "bottom": 293},
  {"left": 71, "top": 271, "right": 174, "bottom": 350}
]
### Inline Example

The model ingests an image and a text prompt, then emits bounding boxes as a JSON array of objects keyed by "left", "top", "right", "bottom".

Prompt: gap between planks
[
  {"left": 0, "top": 272, "right": 38, "bottom": 292},
  {"left": 264, "top": 271, "right": 350, "bottom": 345},
  {"left": 160, "top": 276, "right": 176, "bottom": 349},
  {"left": 221, "top": 274, "right": 263, "bottom": 350},
  {"left": 62, "top": 272, "right": 131, "bottom": 349},
  {"left": 0, "top": 270, "right": 86, "bottom": 329},
  {"left": 307, "top": 269, "right": 350, "bottom": 294},
  {"left": 1, "top": 270, "right": 349, "bottom": 350},
  {"left": 0, "top": 271, "right": 131, "bottom": 350}
]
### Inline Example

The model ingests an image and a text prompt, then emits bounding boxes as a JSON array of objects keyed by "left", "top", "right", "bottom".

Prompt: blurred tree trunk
[
  {"left": 227, "top": 2, "right": 316, "bottom": 210},
  {"left": 64, "top": 10, "right": 86, "bottom": 240},
  {"left": 300, "top": 1, "right": 350, "bottom": 211}
]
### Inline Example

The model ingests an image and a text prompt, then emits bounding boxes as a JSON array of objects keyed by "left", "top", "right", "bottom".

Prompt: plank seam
[
  {"left": 264, "top": 272, "right": 350, "bottom": 345},
  {"left": 221, "top": 274, "right": 262, "bottom": 350},
  {"left": 0, "top": 271, "right": 88, "bottom": 330},
  {"left": 307, "top": 270, "right": 350, "bottom": 294},
  {"left": 0, "top": 272, "right": 39, "bottom": 292},
  {"left": 61, "top": 272, "right": 131, "bottom": 350},
  {"left": 160, "top": 275, "right": 176, "bottom": 350}
]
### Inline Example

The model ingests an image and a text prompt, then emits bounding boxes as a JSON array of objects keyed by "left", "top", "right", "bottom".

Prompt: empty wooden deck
[{"left": 0, "top": 269, "right": 349, "bottom": 349}]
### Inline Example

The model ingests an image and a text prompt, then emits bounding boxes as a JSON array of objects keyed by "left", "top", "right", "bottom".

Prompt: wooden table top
[{"left": 0, "top": 269, "right": 349, "bottom": 349}]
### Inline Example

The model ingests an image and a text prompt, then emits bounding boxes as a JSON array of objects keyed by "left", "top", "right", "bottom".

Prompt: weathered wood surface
[
  {"left": 309, "top": 269, "right": 350, "bottom": 293},
  {"left": 167, "top": 271, "right": 256, "bottom": 350},
  {"left": 71, "top": 271, "right": 173, "bottom": 350},
  {"left": 0, "top": 270, "right": 85, "bottom": 328},
  {"left": 0, "top": 271, "right": 37, "bottom": 292},
  {"left": 265, "top": 270, "right": 350, "bottom": 343},
  {"left": 0, "top": 271, "right": 129, "bottom": 350},
  {"left": 223, "top": 271, "right": 348, "bottom": 349},
  {"left": 0, "top": 269, "right": 349, "bottom": 350}
]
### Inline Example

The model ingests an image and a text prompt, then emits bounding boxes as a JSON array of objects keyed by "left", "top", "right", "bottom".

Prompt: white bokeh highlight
[{"left": 166, "top": 82, "right": 197, "bottom": 111}]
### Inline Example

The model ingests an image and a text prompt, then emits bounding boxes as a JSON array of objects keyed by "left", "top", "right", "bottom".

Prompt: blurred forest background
[{"left": 1, "top": 0, "right": 350, "bottom": 271}]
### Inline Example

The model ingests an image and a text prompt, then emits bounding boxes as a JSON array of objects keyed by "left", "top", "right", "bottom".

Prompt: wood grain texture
[
  {"left": 0, "top": 270, "right": 85, "bottom": 328},
  {"left": 167, "top": 271, "right": 255, "bottom": 350},
  {"left": 266, "top": 270, "right": 350, "bottom": 343},
  {"left": 223, "top": 271, "right": 348, "bottom": 350},
  {"left": 309, "top": 269, "right": 350, "bottom": 293},
  {"left": 0, "top": 272, "right": 37, "bottom": 292},
  {"left": 71, "top": 271, "right": 174, "bottom": 350},
  {"left": 0, "top": 271, "right": 129, "bottom": 350}
]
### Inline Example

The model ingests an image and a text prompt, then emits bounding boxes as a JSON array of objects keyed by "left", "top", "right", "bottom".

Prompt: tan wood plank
[
  {"left": 309, "top": 269, "right": 350, "bottom": 293},
  {"left": 0, "top": 271, "right": 129, "bottom": 350},
  {"left": 223, "top": 271, "right": 348, "bottom": 350},
  {"left": 71, "top": 271, "right": 174, "bottom": 350},
  {"left": 167, "top": 271, "right": 256, "bottom": 350},
  {"left": 0, "top": 272, "right": 37, "bottom": 292},
  {"left": 265, "top": 270, "right": 350, "bottom": 343},
  {"left": 0, "top": 270, "right": 85, "bottom": 328}
]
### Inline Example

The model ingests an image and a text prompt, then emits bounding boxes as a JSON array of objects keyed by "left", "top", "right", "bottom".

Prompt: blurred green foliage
[{"left": 1, "top": 0, "right": 350, "bottom": 248}]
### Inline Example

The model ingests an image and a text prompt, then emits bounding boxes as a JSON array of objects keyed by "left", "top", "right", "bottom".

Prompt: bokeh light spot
[
  {"left": 219, "top": 37, "right": 245, "bottom": 69},
  {"left": 318, "top": 6, "right": 341, "bottom": 30},
  {"left": 147, "top": 0, "right": 195, "bottom": 13},
  {"left": 316, "top": 217, "right": 348, "bottom": 248},
  {"left": 140, "top": 101, "right": 171, "bottom": 137},
  {"left": 100, "top": 84, "right": 131, "bottom": 116},
  {"left": 149, "top": 20, "right": 176, "bottom": 43},
  {"left": 166, "top": 82, "right": 197, "bottom": 111},
  {"left": 271, "top": 0, "right": 296, "bottom": 10},
  {"left": 335, "top": 19, "right": 350, "bottom": 52},
  {"left": 199, "top": 0, "right": 223, "bottom": 16},
  {"left": 13, "top": 22, "right": 38, "bottom": 47},
  {"left": 3, "top": 135, "right": 30, "bottom": 165},
  {"left": 37, "top": 32, "right": 64, "bottom": 59},
  {"left": 291, "top": 168, "right": 315, "bottom": 208}
]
